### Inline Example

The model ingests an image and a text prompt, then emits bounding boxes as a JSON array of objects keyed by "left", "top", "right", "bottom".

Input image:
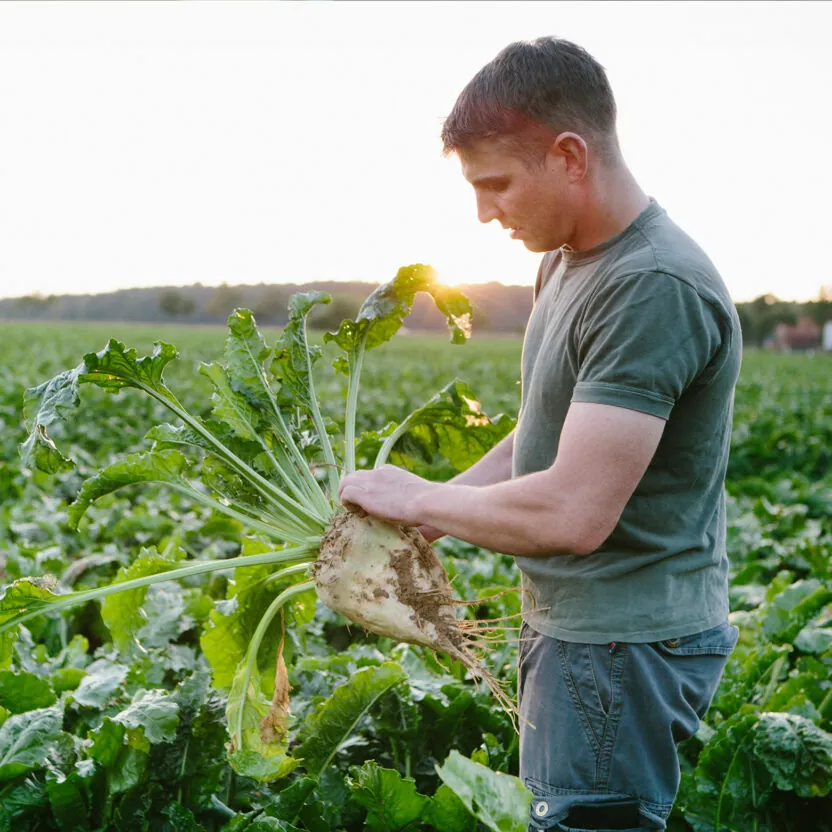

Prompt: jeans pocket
[
  {"left": 655, "top": 621, "right": 739, "bottom": 657},
  {"left": 557, "top": 641, "right": 627, "bottom": 760},
  {"left": 652, "top": 621, "right": 739, "bottom": 725}
]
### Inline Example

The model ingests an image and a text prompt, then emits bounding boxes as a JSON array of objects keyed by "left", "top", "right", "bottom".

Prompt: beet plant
[{"left": 1, "top": 264, "right": 517, "bottom": 781}]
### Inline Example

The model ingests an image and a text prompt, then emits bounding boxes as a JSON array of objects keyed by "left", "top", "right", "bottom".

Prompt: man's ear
[{"left": 549, "top": 132, "right": 589, "bottom": 182}]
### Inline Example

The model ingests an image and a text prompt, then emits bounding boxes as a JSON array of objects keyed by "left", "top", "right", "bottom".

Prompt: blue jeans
[{"left": 518, "top": 620, "right": 739, "bottom": 831}]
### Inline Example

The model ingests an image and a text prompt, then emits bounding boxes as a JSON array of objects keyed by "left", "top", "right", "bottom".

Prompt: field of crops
[{"left": 1, "top": 313, "right": 830, "bottom": 832}]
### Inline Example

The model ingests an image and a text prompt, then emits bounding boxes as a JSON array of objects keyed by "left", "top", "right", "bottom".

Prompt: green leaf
[
  {"left": 201, "top": 361, "right": 266, "bottom": 443},
  {"left": 0, "top": 670, "right": 57, "bottom": 714},
  {"left": 296, "top": 662, "right": 407, "bottom": 776},
  {"left": 347, "top": 761, "right": 428, "bottom": 831},
  {"left": 0, "top": 777, "right": 49, "bottom": 825},
  {"left": 325, "top": 264, "right": 472, "bottom": 355},
  {"left": 764, "top": 662, "right": 829, "bottom": 717},
  {"left": 19, "top": 361, "right": 85, "bottom": 474},
  {"left": 20, "top": 339, "right": 180, "bottom": 474},
  {"left": 272, "top": 291, "right": 331, "bottom": 414},
  {"left": 763, "top": 579, "right": 832, "bottom": 644},
  {"left": 224, "top": 307, "right": 275, "bottom": 409},
  {"left": 67, "top": 449, "right": 191, "bottom": 529},
  {"left": 435, "top": 750, "right": 531, "bottom": 832},
  {"left": 19, "top": 423, "right": 75, "bottom": 474},
  {"left": 145, "top": 421, "right": 211, "bottom": 451},
  {"left": 795, "top": 622, "right": 832, "bottom": 654},
  {"left": 227, "top": 747, "right": 299, "bottom": 784},
  {"left": 261, "top": 776, "right": 317, "bottom": 822},
  {"left": 240, "top": 818, "right": 303, "bottom": 832},
  {"left": 270, "top": 292, "right": 339, "bottom": 489},
  {"left": 108, "top": 742, "right": 149, "bottom": 797},
  {"left": 45, "top": 763, "right": 93, "bottom": 832},
  {"left": 711, "top": 643, "right": 792, "bottom": 718},
  {"left": 681, "top": 706, "right": 763, "bottom": 830},
  {"left": 753, "top": 712, "right": 832, "bottom": 797},
  {"left": 373, "top": 380, "right": 515, "bottom": 471},
  {"left": 71, "top": 659, "right": 128, "bottom": 709},
  {"left": 0, "top": 580, "right": 59, "bottom": 669},
  {"left": 112, "top": 689, "right": 180, "bottom": 745},
  {"left": 161, "top": 803, "right": 203, "bottom": 831},
  {"left": 78, "top": 338, "right": 179, "bottom": 395},
  {"left": 226, "top": 660, "right": 300, "bottom": 782},
  {"left": 100, "top": 546, "right": 185, "bottom": 652},
  {"left": 201, "top": 542, "right": 315, "bottom": 691},
  {"left": 423, "top": 784, "right": 473, "bottom": 832},
  {"left": 88, "top": 718, "right": 125, "bottom": 767},
  {"left": 201, "top": 454, "right": 266, "bottom": 512},
  {"left": 0, "top": 705, "right": 63, "bottom": 782}
]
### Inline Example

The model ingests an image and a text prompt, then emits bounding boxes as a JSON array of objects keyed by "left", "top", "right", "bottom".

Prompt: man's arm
[{"left": 339, "top": 403, "right": 664, "bottom": 557}]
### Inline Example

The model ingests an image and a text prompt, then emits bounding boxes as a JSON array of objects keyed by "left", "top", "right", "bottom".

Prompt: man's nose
[{"left": 476, "top": 194, "right": 500, "bottom": 225}]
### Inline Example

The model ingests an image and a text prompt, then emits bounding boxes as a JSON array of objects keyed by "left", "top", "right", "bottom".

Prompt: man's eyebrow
[{"left": 468, "top": 175, "right": 509, "bottom": 187}]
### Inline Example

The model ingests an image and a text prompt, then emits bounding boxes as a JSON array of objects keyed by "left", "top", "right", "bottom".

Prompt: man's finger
[{"left": 339, "top": 484, "right": 366, "bottom": 510}]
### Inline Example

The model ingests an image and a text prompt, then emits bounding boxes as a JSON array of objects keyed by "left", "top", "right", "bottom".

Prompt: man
[{"left": 339, "top": 37, "right": 741, "bottom": 831}]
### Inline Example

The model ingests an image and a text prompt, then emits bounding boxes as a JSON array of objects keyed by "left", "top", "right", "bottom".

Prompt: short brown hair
[{"left": 441, "top": 37, "right": 619, "bottom": 164}]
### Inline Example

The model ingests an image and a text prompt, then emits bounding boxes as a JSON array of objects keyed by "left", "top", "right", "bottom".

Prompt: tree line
[{"left": 3, "top": 282, "right": 832, "bottom": 345}]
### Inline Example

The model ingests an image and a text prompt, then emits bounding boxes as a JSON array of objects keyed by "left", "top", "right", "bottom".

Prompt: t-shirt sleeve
[{"left": 572, "top": 271, "right": 723, "bottom": 419}]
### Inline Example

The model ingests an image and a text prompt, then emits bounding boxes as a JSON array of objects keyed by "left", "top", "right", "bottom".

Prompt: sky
[{"left": 1, "top": 1, "right": 830, "bottom": 303}]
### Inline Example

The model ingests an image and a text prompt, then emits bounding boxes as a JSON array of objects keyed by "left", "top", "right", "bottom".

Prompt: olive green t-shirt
[{"left": 513, "top": 199, "right": 742, "bottom": 643}]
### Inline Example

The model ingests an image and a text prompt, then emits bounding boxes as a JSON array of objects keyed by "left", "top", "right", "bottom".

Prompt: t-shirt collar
[{"left": 561, "top": 197, "right": 663, "bottom": 266}]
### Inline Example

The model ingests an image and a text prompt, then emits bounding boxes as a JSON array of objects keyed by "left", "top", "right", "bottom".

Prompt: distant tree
[
  {"left": 158, "top": 289, "right": 195, "bottom": 318},
  {"left": 734, "top": 294, "right": 813, "bottom": 346},
  {"left": 206, "top": 284, "right": 245, "bottom": 319},
  {"left": 252, "top": 285, "right": 288, "bottom": 324},
  {"left": 14, "top": 293, "right": 56, "bottom": 315}
]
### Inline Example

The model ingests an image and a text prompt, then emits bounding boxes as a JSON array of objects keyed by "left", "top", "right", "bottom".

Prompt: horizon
[
  {"left": 2, "top": 2, "right": 831, "bottom": 304},
  {"left": 1, "top": 278, "right": 825, "bottom": 308}
]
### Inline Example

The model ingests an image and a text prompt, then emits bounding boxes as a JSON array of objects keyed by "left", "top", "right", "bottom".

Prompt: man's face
[{"left": 459, "top": 137, "right": 576, "bottom": 253}]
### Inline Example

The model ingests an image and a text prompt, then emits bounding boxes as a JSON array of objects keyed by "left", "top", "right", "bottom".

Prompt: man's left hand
[{"left": 338, "top": 466, "right": 433, "bottom": 527}]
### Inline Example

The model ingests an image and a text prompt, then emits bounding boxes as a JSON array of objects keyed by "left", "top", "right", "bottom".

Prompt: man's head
[{"left": 441, "top": 37, "right": 621, "bottom": 252}]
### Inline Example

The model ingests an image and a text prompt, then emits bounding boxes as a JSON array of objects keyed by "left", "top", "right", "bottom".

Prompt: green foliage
[
  {"left": 368, "top": 380, "right": 515, "bottom": 473},
  {"left": 324, "top": 264, "right": 472, "bottom": 355},
  {"left": 0, "top": 706, "right": 63, "bottom": 782},
  {"left": 435, "top": 750, "right": 531, "bottom": 832},
  {"left": 295, "top": 663, "right": 407, "bottom": 776},
  {"left": 347, "top": 761, "right": 428, "bottom": 831},
  {"left": 1, "top": 316, "right": 831, "bottom": 830}
]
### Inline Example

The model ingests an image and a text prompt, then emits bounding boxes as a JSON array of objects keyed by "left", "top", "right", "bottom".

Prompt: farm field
[{"left": 0, "top": 317, "right": 830, "bottom": 831}]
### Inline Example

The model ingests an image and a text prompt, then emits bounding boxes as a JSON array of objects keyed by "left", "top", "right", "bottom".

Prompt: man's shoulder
[
  {"left": 636, "top": 210, "right": 725, "bottom": 292},
  {"left": 611, "top": 209, "right": 735, "bottom": 324}
]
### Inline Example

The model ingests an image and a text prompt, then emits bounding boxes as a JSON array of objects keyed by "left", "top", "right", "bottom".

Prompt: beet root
[{"left": 312, "top": 511, "right": 518, "bottom": 724}]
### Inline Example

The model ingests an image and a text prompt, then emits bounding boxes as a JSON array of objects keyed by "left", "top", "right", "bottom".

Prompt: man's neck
[{"left": 566, "top": 165, "right": 650, "bottom": 252}]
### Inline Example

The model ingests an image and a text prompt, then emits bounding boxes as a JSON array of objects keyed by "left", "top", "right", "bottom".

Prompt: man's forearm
[{"left": 413, "top": 471, "right": 593, "bottom": 558}]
